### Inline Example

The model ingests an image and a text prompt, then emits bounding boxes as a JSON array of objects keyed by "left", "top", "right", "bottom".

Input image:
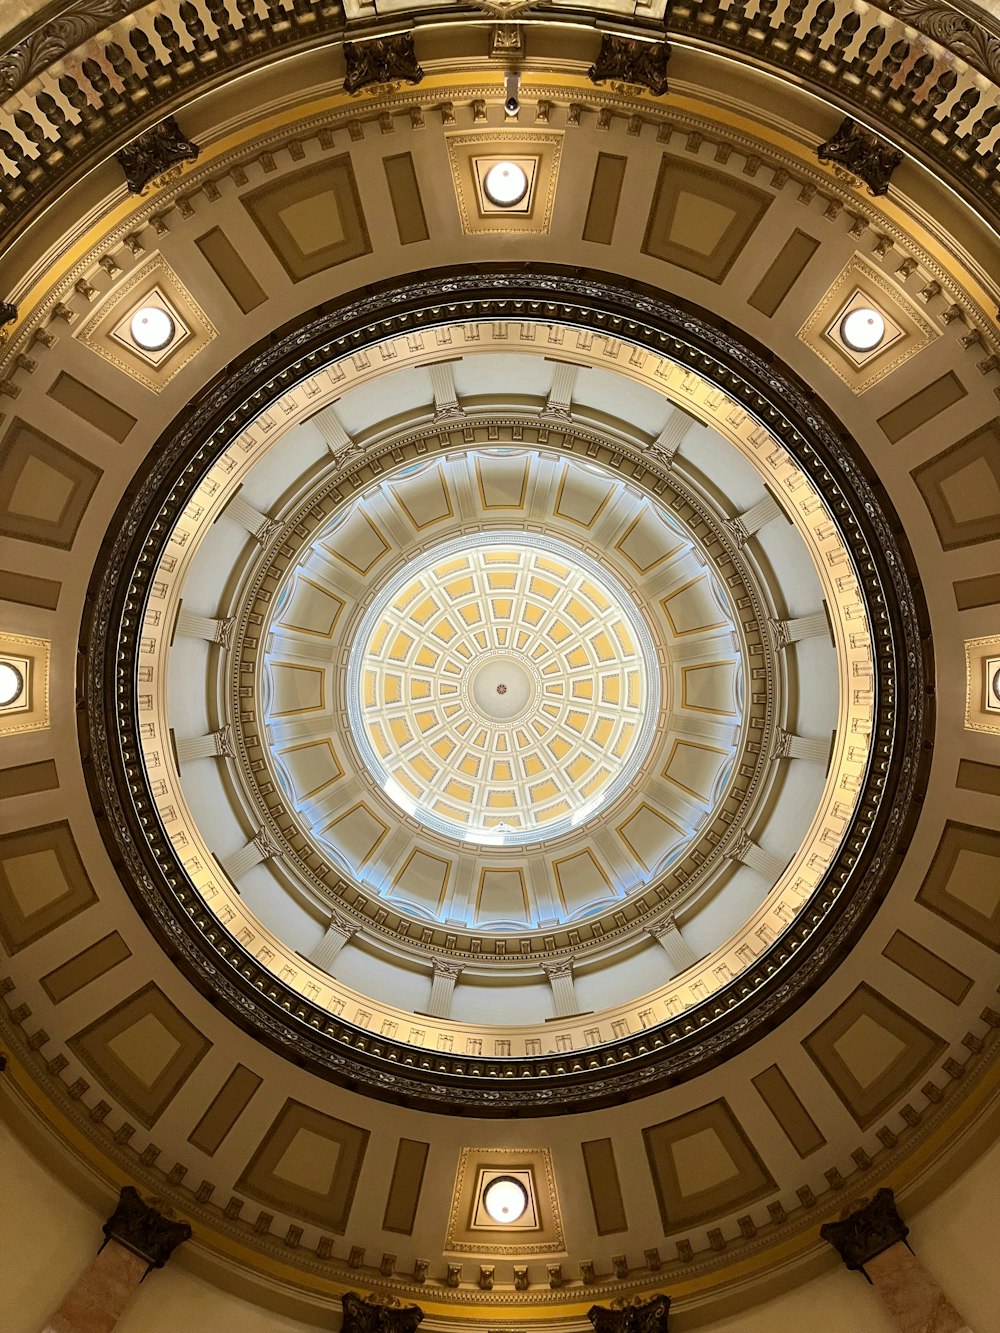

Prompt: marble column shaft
[
  {"left": 41, "top": 1186, "right": 190, "bottom": 1333},
  {"left": 865, "top": 1244, "right": 971, "bottom": 1333},
  {"left": 821, "top": 1188, "right": 972, "bottom": 1333}
]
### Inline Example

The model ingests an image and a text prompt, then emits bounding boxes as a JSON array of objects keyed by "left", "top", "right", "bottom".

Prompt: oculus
[
  {"left": 839, "top": 306, "right": 885, "bottom": 353},
  {"left": 346, "top": 532, "right": 660, "bottom": 847},
  {"left": 482, "top": 1175, "right": 529, "bottom": 1224},
  {"left": 483, "top": 160, "right": 529, "bottom": 207},
  {"left": 0, "top": 659, "right": 26, "bottom": 709},
  {"left": 129, "top": 304, "right": 175, "bottom": 352}
]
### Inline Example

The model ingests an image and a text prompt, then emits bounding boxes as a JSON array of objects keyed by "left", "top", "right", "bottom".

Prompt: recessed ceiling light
[
  {"left": 483, "top": 161, "right": 529, "bottom": 208},
  {"left": 839, "top": 307, "right": 886, "bottom": 353},
  {"left": 0, "top": 661, "right": 24, "bottom": 707},
  {"left": 482, "top": 1175, "right": 528, "bottom": 1224},
  {"left": 130, "top": 305, "right": 175, "bottom": 352}
]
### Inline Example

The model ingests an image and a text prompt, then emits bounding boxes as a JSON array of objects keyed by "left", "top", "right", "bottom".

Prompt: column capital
[
  {"left": 341, "top": 1290, "right": 423, "bottom": 1333},
  {"left": 540, "top": 958, "right": 574, "bottom": 980},
  {"left": 588, "top": 1293, "right": 671, "bottom": 1332},
  {"left": 252, "top": 825, "right": 282, "bottom": 861},
  {"left": 820, "top": 1187, "right": 909, "bottom": 1273},
  {"left": 432, "top": 958, "right": 464, "bottom": 980},
  {"left": 102, "top": 1185, "right": 191, "bottom": 1270},
  {"left": 646, "top": 913, "right": 679, "bottom": 939}
]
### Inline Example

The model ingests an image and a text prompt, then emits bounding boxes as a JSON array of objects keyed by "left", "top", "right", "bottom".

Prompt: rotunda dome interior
[{"left": 1, "top": 3, "right": 999, "bottom": 1331}]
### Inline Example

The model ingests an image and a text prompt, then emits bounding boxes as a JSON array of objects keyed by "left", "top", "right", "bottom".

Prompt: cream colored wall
[{"left": 4, "top": 1111, "right": 999, "bottom": 1333}]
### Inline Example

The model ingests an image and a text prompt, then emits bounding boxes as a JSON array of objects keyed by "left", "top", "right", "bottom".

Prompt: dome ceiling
[{"left": 0, "top": 8, "right": 998, "bottom": 1330}]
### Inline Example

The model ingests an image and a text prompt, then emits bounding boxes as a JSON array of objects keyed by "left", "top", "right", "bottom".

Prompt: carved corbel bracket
[
  {"left": 817, "top": 118, "right": 903, "bottom": 196},
  {"left": 102, "top": 1185, "right": 191, "bottom": 1271},
  {"left": 820, "top": 1187, "right": 909, "bottom": 1273},
  {"left": 588, "top": 1293, "right": 672, "bottom": 1332},
  {"left": 343, "top": 35, "right": 424, "bottom": 96},
  {"left": 341, "top": 1291, "right": 424, "bottom": 1333},
  {"left": 115, "top": 117, "right": 200, "bottom": 195},
  {"left": 588, "top": 35, "right": 671, "bottom": 96}
]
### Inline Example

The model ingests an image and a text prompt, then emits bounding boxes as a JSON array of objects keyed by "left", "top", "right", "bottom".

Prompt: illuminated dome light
[
  {"left": 839, "top": 306, "right": 886, "bottom": 353},
  {"left": 347, "top": 532, "right": 660, "bottom": 847},
  {"left": 483, "top": 1176, "right": 528, "bottom": 1224},
  {"left": 483, "top": 161, "right": 529, "bottom": 207},
  {"left": 0, "top": 661, "right": 24, "bottom": 707},
  {"left": 129, "top": 305, "right": 175, "bottom": 352}
]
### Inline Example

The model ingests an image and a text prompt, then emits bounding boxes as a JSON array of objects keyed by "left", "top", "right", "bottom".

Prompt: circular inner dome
[{"left": 347, "top": 531, "right": 660, "bottom": 847}]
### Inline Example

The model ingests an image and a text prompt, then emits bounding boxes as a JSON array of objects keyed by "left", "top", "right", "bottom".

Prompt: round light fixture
[
  {"left": 130, "top": 305, "right": 175, "bottom": 352},
  {"left": 483, "top": 1175, "right": 528, "bottom": 1224},
  {"left": 839, "top": 307, "right": 886, "bottom": 353},
  {"left": 483, "top": 161, "right": 529, "bottom": 208},
  {"left": 0, "top": 661, "right": 25, "bottom": 707}
]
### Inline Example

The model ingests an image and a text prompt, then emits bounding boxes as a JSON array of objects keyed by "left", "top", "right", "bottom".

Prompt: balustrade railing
[{"left": 0, "top": 0, "right": 998, "bottom": 245}]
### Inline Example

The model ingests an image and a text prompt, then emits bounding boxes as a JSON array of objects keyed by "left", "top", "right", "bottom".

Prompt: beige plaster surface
[{"left": 3, "top": 1114, "right": 998, "bottom": 1333}]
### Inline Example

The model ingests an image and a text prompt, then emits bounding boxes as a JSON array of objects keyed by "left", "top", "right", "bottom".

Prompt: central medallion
[{"left": 347, "top": 532, "right": 660, "bottom": 846}]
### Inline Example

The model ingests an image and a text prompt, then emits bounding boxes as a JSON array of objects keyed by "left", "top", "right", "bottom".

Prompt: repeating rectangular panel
[
  {"left": 803, "top": 982, "right": 946, "bottom": 1128},
  {"left": 0, "top": 759, "right": 58, "bottom": 799},
  {"left": 188, "top": 1064, "right": 263, "bottom": 1156},
  {"left": 236, "top": 1099, "right": 369, "bottom": 1232},
  {"left": 382, "top": 1138, "right": 430, "bottom": 1234},
  {"left": 957, "top": 759, "right": 1000, "bottom": 797},
  {"left": 69, "top": 983, "right": 211, "bottom": 1128},
  {"left": 41, "top": 932, "right": 132, "bottom": 1003},
  {"left": 911, "top": 420, "right": 1000, "bottom": 549},
  {"left": 954, "top": 573, "right": 1000, "bottom": 611},
  {"left": 195, "top": 226, "right": 267, "bottom": 312},
  {"left": 581, "top": 1138, "right": 628, "bottom": 1234},
  {"left": 642, "top": 158, "right": 772, "bottom": 282},
  {"left": 751, "top": 1064, "right": 826, "bottom": 1158},
  {"left": 241, "top": 157, "right": 372, "bottom": 282},
  {"left": 916, "top": 820, "right": 1000, "bottom": 948},
  {"left": 0, "top": 569, "right": 60, "bottom": 608},
  {"left": 0, "top": 821, "right": 96, "bottom": 953},
  {"left": 643, "top": 1099, "right": 776, "bottom": 1231},
  {"left": 0, "top": 419, "right": 101, "bottom": 548},
  {"left": 47, "top": 371, "right": 136, "bottom": 442},
  {"left": 748, "top": 229, "right": 820, "bottom": 317},
  {"left": 882, "top": 930, "right": 973, "bottom": 1005},
  {"left": 383, "top": 153, "right": 429, "bottom": 246},
  {"left": 877, "top": 370, "right": 966, "bottom": 444},
  {"left": 583, "top": 154, "right": 628, "bottom": 245}
]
